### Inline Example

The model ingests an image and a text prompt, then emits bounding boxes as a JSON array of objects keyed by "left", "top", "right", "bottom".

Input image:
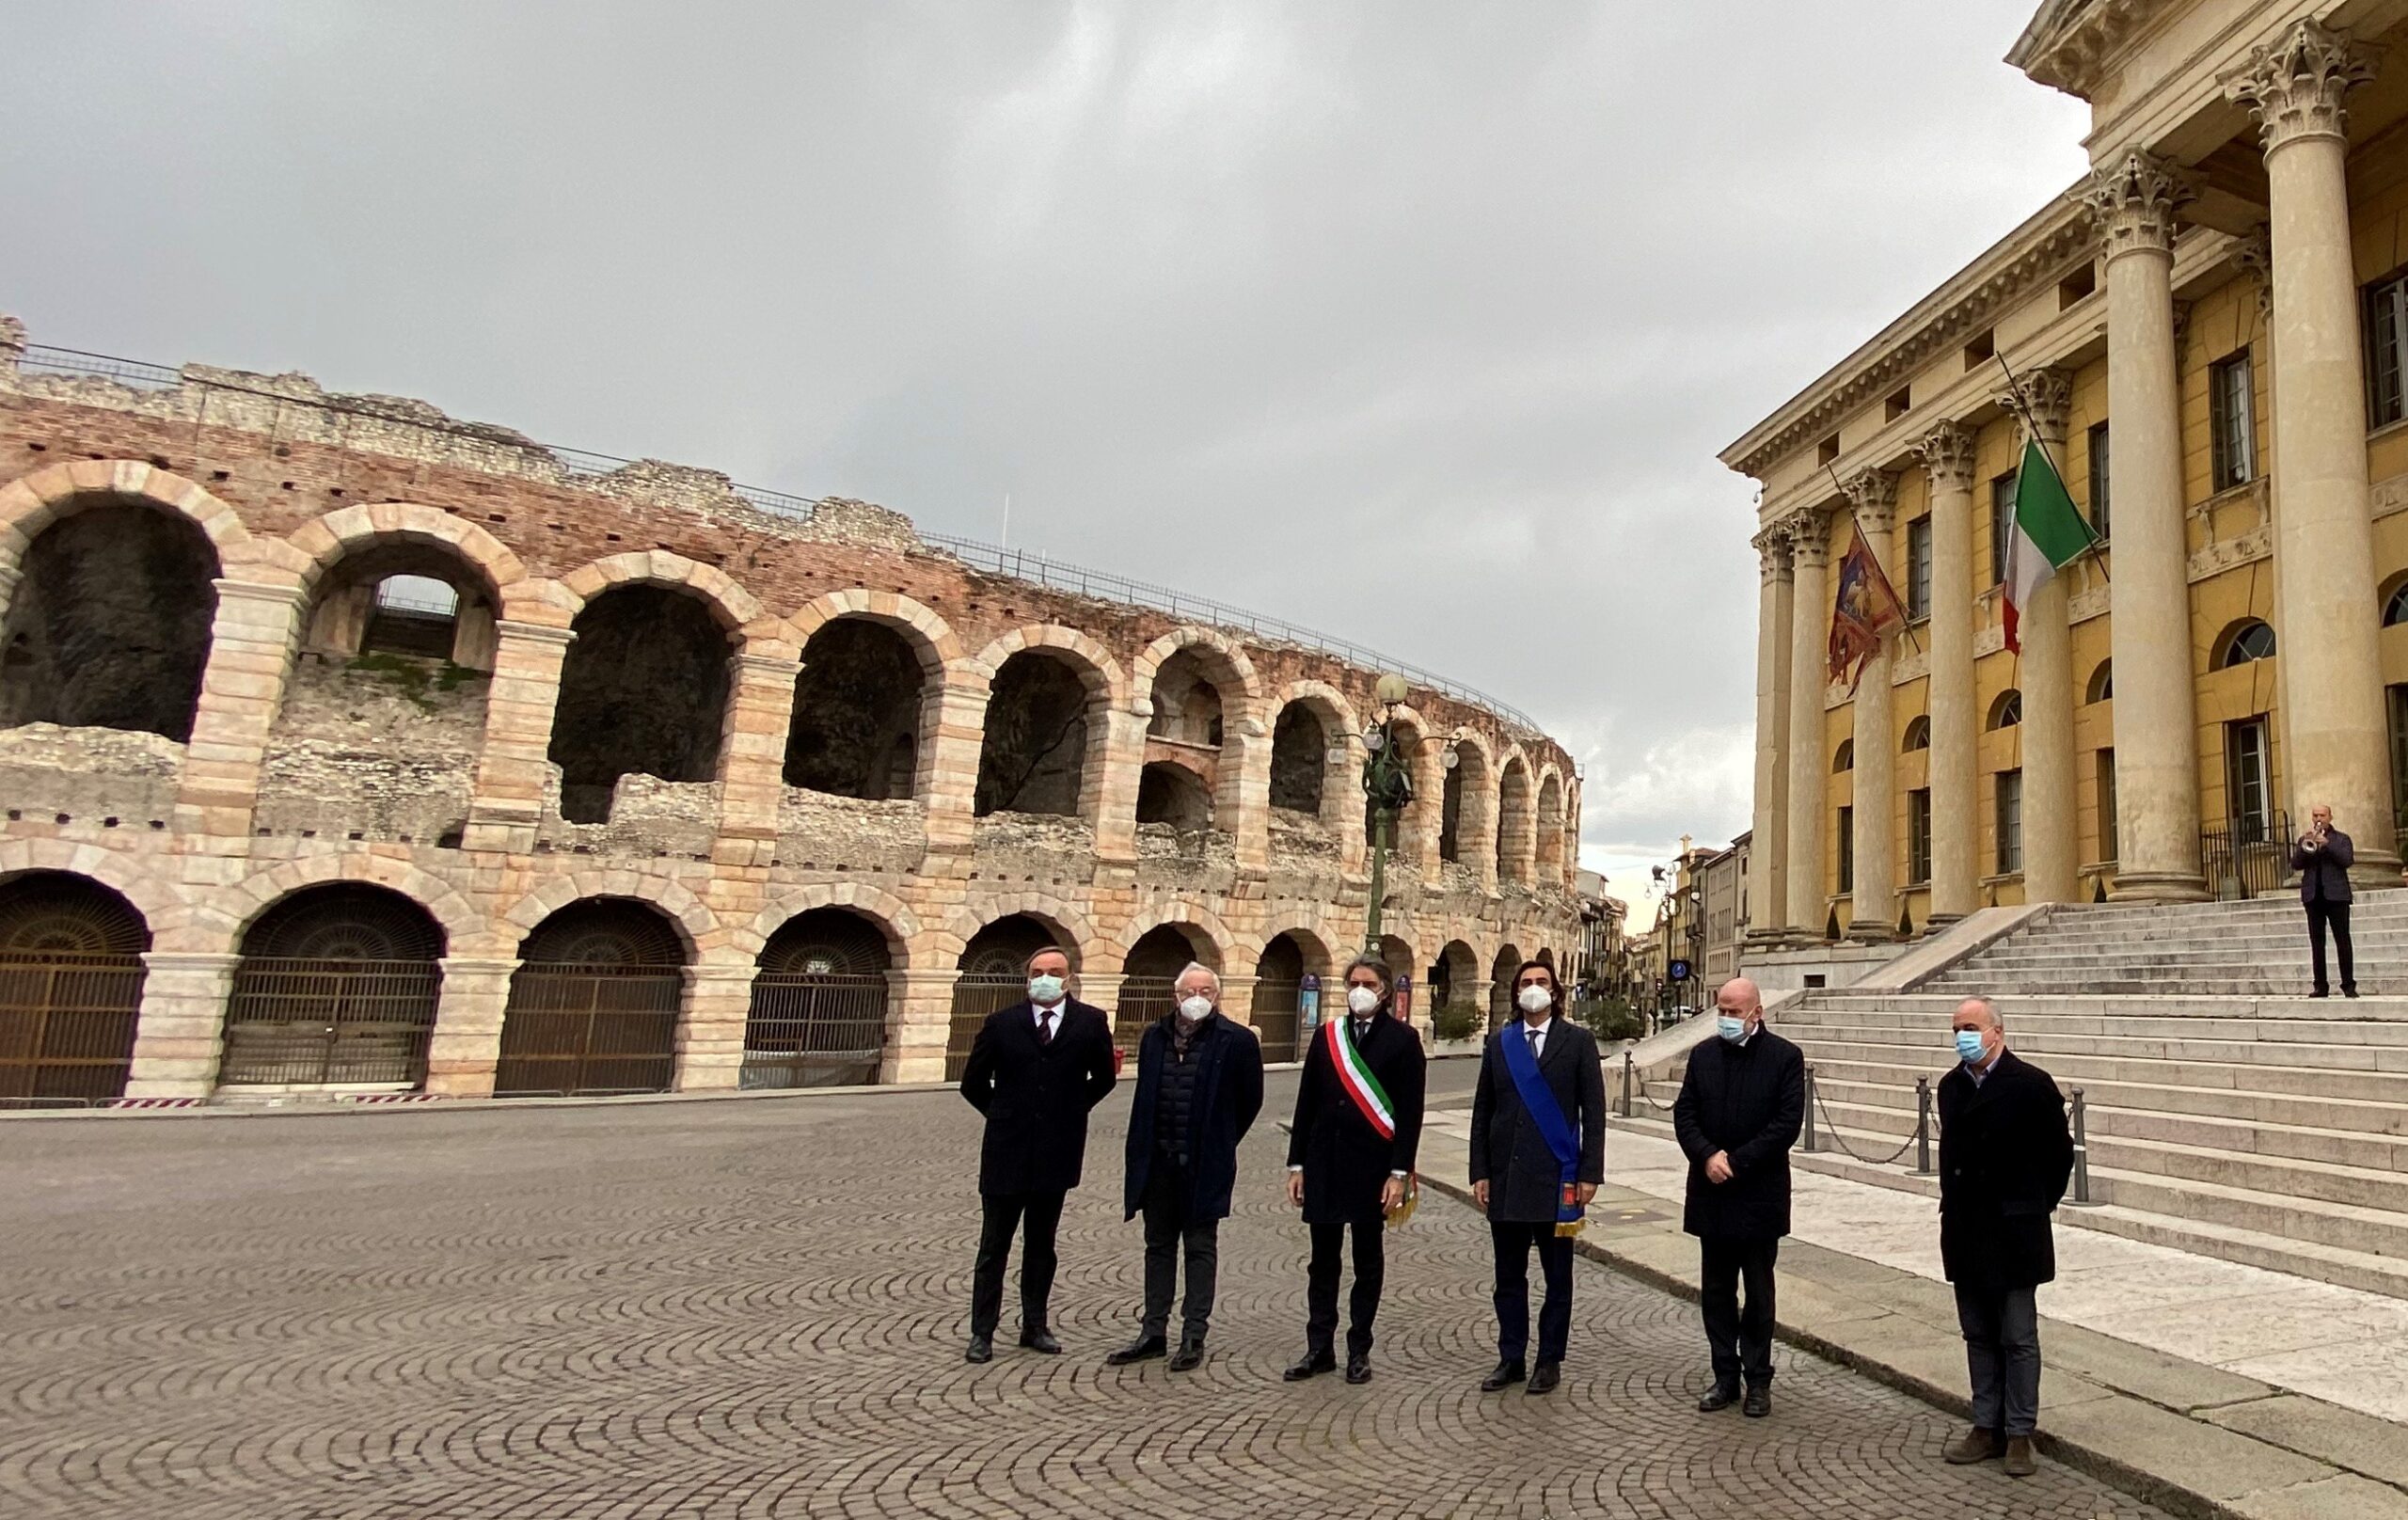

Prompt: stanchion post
[
  {"left": 1801, "top": 1064, "right": 1818, "bottom": 1153},
  {"left": 1620, "top": 1053, "right": 1635, "bottom": 1119},
  {"left": 2067, "top": 1086, "right": 2099, "bottom": 1207},
  {"left": 1912, "top": 1076, "right": 1934, "bottom": 1176}
]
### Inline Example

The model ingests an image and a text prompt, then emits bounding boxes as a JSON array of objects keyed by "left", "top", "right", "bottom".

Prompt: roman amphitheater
[{"left": 0, "top": 316, "right": 1584, "bottom": 1105}]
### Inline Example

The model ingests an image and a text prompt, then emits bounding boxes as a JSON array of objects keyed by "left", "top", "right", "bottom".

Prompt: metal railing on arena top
[{"left": 11, "top": 342, "right": 1549, "bottom": 738}]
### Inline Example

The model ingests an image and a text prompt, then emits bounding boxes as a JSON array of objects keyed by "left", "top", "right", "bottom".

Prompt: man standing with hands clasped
[
  {"left": 1469, "top": 958, "right": 1607, "bottom": 1395},
  {"left": 1673, "top": 975, "right": 1803, "bottom": 1419},
  {"left": 958, "top": 946, "right": 1117, "bottom": 1365},
  {"left": 2290, "top": 803, "right": 2358, "bottom": 998}
]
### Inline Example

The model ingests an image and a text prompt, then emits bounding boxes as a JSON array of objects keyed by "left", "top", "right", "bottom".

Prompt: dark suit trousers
[
  {"left": 1139, "top": 1164, "right": 1219, "bottom": 1342},
  {"left": 1956, "top": 1283, "right": 2041, "bottom": 1437},
  {"left": 1700, "top": 1237, "right": 1780, "bottom": 1387},
  {"left": 1306, "top": 1220, "right": 1385, "bottom": 1356},
  {"left": 2307, "top": 898, "right": 2355, "bottom": 995},
  {"left": 1490, "top": 1221, "right": 1576, "bottom": 1365},
  {"left": 970, "top": 1189, "right": 1066, "bottom": 1338}
]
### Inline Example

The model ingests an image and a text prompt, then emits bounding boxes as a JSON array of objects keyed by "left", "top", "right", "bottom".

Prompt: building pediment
[{"left": 2007, "top": 0, "right": 2184, "bottom": 97}]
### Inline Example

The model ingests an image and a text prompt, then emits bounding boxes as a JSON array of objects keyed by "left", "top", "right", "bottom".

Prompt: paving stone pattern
[{"left": 0, "top": 1073, "right": 2168, "bottom": 1519}]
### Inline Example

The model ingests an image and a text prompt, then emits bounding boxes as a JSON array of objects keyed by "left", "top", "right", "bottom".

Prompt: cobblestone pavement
[{"left": 0, "top": 1070, "right": 2167, "bottom": 1519}]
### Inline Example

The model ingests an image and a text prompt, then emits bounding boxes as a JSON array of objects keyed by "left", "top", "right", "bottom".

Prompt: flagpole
[
  {"left": 1825, "top": 461, "right": 1925, "bottom": 659},
  {"left": 1993, "top": 351, "right": 2111, "bottom": 585}
]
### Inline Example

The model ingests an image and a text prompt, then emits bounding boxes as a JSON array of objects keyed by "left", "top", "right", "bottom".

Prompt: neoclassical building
[
  {"left": 1727, "top": 0, "right": 2408, "bottom": 944},
  {"left": 0, "top": 319, "right": 1580, "bottom": 1103}
]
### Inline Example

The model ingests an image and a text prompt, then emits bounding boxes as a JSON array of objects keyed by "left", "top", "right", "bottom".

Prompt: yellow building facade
[{"left": 1728, "top": 0, "right": 2408, "bottom": 942}]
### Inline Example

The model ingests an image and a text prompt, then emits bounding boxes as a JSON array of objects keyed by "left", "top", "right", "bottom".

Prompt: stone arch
[
  {"left": 1132, "top": 625, "right": 1263, "bottom": 726},
  {"left": 1370, "top": 703, "right": 1440, "bottom": 871},
  {"left": 281, "top": 503, "right": 525, "bottom": 672},
  {"left": 208, "top": 855, "right": 483, "bottom": 958},
  {"left": 969, "top": 625, "right": 1126, "bottom": 820},
  {"left": 550, "top": 576, "right": 742, "bottom": 823},
  {"left": 0, "top": 839, "right": 189, "bottom": 942},
  {"left": 1267, "top": 680, "right": 1364, "bottom": 863},
  {"left": 284, "top": 502, "right": 525, "bottom": 602},
  {"left": 556, "top": 550, "right": 763, "bottom": 633},
  {"left": 1432, "top": 938, "right": 1481, "bottom": 1013},
  {"left": 785, "top": 588, "right": 963, "bottom": 670},
  {"left": 500, "top": 870, "right": 719, "bottom": 960},
  {"left": 969, "top": 624, "right": 1129, "bottom": 707},
  {"left": 937, "top": 892, "right": 1102, "bottom": 972},
  {"left": 735, "top": 883, "right": 921, "bottom": 968},
  {"left": 1497, "top": 749, "right": 1535, "bottom": 883},
  {"left": 0, "top": 461, "right": 253, "bottom": 570},
  {"left": 1440, "top": 729, "right": 1498, "bottom": 876},
  {"left": 1115, "top": 898, "right": 1239, "bottom": 975},
  {"left": 1489, "top": 940, "right": 1525, "bottom": 1029},
  {"left": 1535, "top": 766, "right": 1566, "bottom": 882}
]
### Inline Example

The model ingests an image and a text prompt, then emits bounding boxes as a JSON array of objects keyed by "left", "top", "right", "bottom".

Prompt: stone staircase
[{"left": 1617, "top": 893, "right": 2408, "bottom": 1300}]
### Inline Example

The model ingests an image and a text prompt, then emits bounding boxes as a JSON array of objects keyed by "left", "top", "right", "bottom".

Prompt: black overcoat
[
  {"left": 1937, "top": 1049, "right": 2074, "bottom": 1290},
  {"left": 1122, "top": 1012, "right": 1265, "bottom": 1222},
  {"left": 1467, "top": 1018, "right": 1608, "bottom": 1224},
  {"left": 2290, "top": 828, "right": 2355, "bottom": 903},
  {"left": 958, "top": 998, "right": 1117, "bottom": 1197},
  {"left": 1673, "top": 1027, "right": 1806, "bottom": 1241},
  {"left": 1286, "top": 1010, "right": 1426, "bottom": 1225}
]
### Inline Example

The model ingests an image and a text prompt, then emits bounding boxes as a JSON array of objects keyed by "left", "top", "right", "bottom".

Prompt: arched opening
[
  {"left": 1431, "top": 939, "right": 1480, "bottom": 1037},
  {"left": 1489, "top": 942, "right": 1523, "bottom": 1032},
  {"left": 1145, "top": 647, "right": 1225, "bottom": 747},
  {"left": 1, "top": 499, "right": 221, "bottom": 741},
  {"left": 1833, "top": 740, "right": 1855, "bottom": 773},
  {"left": 2217, "top": 619, "right": 2276, "bottom": 668},
  {"left": 1497, "top": 758, "right": 1533, "bottom": 883},
  {"left": 1269, "top": 703, "right": 1327, "bottom": 815},
  {"left": 1987, "top": 689, "right": 2023, "bottom": 730},
  {"left": 495, "top": 898, "right": 687, "bottom": 1096},
  {"left": 1904, "top": 716, "right": 1931, "bottom": 751},
  {"left": 0, "top": 872, "right": 149, "bottom": 1104},
  {"left": 1441, "top": 741, "right": 1494, "bottom": 872},
  {"left": 2085, "top": 659, "right": 2114, "bottom": 705},
  {"left": 549, "top": 585, "right": 735, "bottom": 824},
  {"left": 1376, "top": 934, "right": 1418, "bottom": 1023},
  {"left": 222, "top": 884, "right": 446, "bottom": 1088},
  {"left": 784, "top": 618, "right": 928, "bottom": 800},
  {"left": 1440, "top": 755, "right": 1466, "bottom": 862},
  {"left": 948, "top": 912, "right": 1072, "bottom": 1079},
  {"left": 1536, "top": 774, "right": 1566, "bottom": 880},
  {"left": 744, "top": 907, "right": 895, "bottom": 1089},
  {"left": 1135, "top": 761, "right": 1214, "bottom": 830},
  {"left": 1118, "top": 922, "right": 1218, "bottom": 1050},
  {"left": 2386, "top": 578, "right": 2408, "bottom": 627},
  {"left": 299, "top": 544, "right": 499, "bottom": 671},
  {"left": 975, "top": 651, "right": 1095, "bottom": 818},
  {"left": 1251, "top": 928, "right": 1332, "bottom": 1064}
]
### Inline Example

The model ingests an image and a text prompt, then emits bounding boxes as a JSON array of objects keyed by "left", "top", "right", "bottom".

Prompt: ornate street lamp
[{"left": 1359, "top": 673, "right": 1455, "bottom": 953}]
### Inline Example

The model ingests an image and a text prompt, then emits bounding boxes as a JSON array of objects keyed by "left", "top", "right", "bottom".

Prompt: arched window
[
  {"left": 2385, "top": 580, "right": 2408, "bottom": 627},
  {"left": 1988, "top": 689, "right": 2023, "bottom": 730},
  {"left": 1902, "top": 716, "right": 1930, "bottom": 752},
  {"left": 2218, "top": 619, "right": 2276, "bottom": 668},
  {"left": 1832, "top": 739, "right": 1854, "bottom": 773},
  {"left": 2086, "top": 659, "right": 2114, "bottom": 705}
]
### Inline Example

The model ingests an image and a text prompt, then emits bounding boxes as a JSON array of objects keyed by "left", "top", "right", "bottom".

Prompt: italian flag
[
  {"left": 1327, "top": 1016, "right": 1396, "bottom": 1139},
  {"left": 2002, "top": 437, "right": 2099, "bottom": 654}
]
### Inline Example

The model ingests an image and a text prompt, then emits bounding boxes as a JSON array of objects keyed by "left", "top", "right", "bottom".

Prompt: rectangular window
[
  {"left": 2097, "top": 749, "right": 2118, "bottom": 864},
  {"left": 1908, "top": 789, "right": 1932, "bottom": 885},
  {"left": 2368, "top": 269, "right": 2408, "bottom": 429},
  {"left": 1836, "top": 806, "right": 1854, "bottom": 895},
  {"left": 2086, "top": 420, "right": 2111, "bottom": 541},
  {"left": 1990, "top": 473, "right": 2017, "bottom": 586},
  {"left": 1995, "top": 770, "right": 2023, "bottom": 874},
  {"left": 2210, "top": 351, "right": 2256, "bottom": 489},
  {"left": 2227, "top": 717, "right": 2272, "bottom": 843},
  {"left": 1906, "top": 516, "right": 1933, "bottom": 620}
]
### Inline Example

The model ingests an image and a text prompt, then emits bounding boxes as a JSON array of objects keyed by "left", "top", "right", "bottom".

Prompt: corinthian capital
[
  {"left": 1914, "top": 421, "right": 1978, "bottom": 494},
  {"left": 2225, "top": 20, "right": 2378, "bottom": 154},
  {"left": 2083, "top": 150, "right": 2196, "bottom": 261},
  {"left": 1998, "top": 365, "right": 2072, "bottom": 450},
  {"left": 1785, "top": 509, "right": 1832, "bottom": 571},
  {"left": 1841, "top": 468, "right": 1898, "bottom": 534},
  {"left": 1752, "top": 527, "right": 1794, "bottom": 583}
]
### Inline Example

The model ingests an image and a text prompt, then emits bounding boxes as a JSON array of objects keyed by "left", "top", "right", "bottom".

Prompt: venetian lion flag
[
  {"left": 1827, "top": 522, "right": 1907, "bottom": 691},
  {"left": 2002, "top": 437, "right": 2099, "bottom": 654}
]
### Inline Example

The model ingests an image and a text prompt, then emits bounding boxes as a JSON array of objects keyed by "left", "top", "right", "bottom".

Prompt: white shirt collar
[
  {"left": 1522, "top": 1015, "right": 1553, "bottom": 1045},
  {"left": 1033, "top": 1002, "right": 1062, "bottom": 1021}
]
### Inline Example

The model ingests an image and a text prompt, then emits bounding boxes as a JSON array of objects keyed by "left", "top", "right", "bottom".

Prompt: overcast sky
[{"left": 4, "top": 2, "right": 2090, "bottom": 918}]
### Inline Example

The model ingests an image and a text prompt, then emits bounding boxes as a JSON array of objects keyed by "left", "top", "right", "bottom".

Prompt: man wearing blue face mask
[
  {"left": 959, "top": 945, "right": 1117, "bottom": 1365},
  {"left": 1672, "top": 976, "right": 1803, "bottom": 1418},
  {"left": 1937, "top": 996, "right": 2073, "bottom": 1480}
]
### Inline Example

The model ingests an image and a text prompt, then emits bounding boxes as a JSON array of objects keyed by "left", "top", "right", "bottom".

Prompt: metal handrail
[{"left": 10, "top": 341, "right": 1548, "bottom": 736}]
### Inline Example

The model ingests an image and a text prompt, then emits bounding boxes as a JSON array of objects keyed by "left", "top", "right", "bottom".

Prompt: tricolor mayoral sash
[
  {"left": 1325, "top": 1015, "right": 1396, "bottom": 1140},
  {"left": 1497, "top": 1023, "right": 1585, "bottom": 1237}
]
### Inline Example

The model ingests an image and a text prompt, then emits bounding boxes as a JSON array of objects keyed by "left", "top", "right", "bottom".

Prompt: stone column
[
  {"left": 714, "top": 650, "right": 802, "bottom": 871},
  {"left": 1784, "top": 511, "right": 1832, "bottom": 939},
  {"left": 1219, "top": 974, "right": 1260, "bottom": 1032},
  {"left": 176, "top": 579, "right": 306, "bottom": 842},
  {"left": 122, "top": 951, "right": 242, "bottom": 1098},
  {"left": 921, "top": 675, "right": 984, "bottom": 855},
  {"left": 2085, "top": 150, "right": 2210, "bottom": 900},
  {"left": 464, "top": 620, "right": 576, "bottom": 853},
  {"left": 2228, "top": 23, "right": 2402, "bottom": 885},
  {"left": 675, "top": 962, "right": 757, "bottom": 1092},
  {"left": 2007, "top": 367, "right": 2082, "bottom": 904},
  {"left": 1748, "top": 530, "right": 1794, "bottom": 943},
  {"left": 1222, "top": 712, "right": 1272, "bottom": 875},
  {"left": 1091, "top": 706, "right": 1147, "bottom": 863},
  {"left": 1916, "top": 423, "right": 1982, "bottom": 923},
  {"left": 886, "top": 967, "right": 958, "bottom": 1084},
  {"left": 422, "top": 957, "right": 519, "bottom": 1098},
  {"left": 1842, "top": 471, "right": 1898, "bottom": 940}
]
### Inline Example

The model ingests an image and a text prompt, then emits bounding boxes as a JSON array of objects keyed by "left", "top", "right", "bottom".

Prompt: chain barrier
[{"left": 1798, "top": 1063, "right": 1926, "bottom": 1167}]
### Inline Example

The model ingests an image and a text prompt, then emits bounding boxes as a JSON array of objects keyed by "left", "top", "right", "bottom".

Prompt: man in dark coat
[
  {"left": 1469, "top": 958, "right": 1606, "bottom": 1395},
  {"left": 1284, "top": 954, "right": 1426, "bottom": 1385},
  {"left": 958, "top": 946, "right": 1117, "bottom": 1364},
  {"left": 2290, "top": 803, "right": 2358, "bottom": 997},
  {"left": 1673, "top": 974, "right": 1804, "bottom": 1418},
  {"left": 1106, "top": 961, "right": 1264, "bottom": 1371},
  {"left": 1939, "top": 996, "right": 2073, "bottom": 1480}
]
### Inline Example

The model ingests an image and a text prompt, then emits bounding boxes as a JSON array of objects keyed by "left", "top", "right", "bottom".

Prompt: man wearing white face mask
[
  {"left": 1106, "top": 962, "right": 1264, "bottom": 1371},
  {"left": 959, "top": 946, "right": 1117, "bottom": 1365},
  {"left": 1672, "top": 976, "right": 1803, "bottom": 1417}
]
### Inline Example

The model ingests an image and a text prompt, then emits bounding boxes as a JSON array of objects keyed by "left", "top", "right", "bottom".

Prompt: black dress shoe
[
  {"left": 1743, "top": 1385, "right": 1771, "bottom": 1418},
  {"left": 1282, "top": 1351, "right": 1337, "bottom": 1382},
  {"left": 1105, "top": 1336, "right": 1166, "bottom": 1367},
  {"left": 1526, "top": 1361, "right": 1560, "bottom": 1395},
  {"left": 965, "top": 1336, "right": 993, "bottom": 1364},
  {"left": 1696, "top": 1381, "right": 1739, "bottom": 1412},
  {"left": 1168, "top": 1340, "right": 1205, "bottom": 1372},
  {"left": 1020, "top": 1329, "right": 1063, "bottom": 1354},
  {"left": 1344, "top": 1354, "right": 1372, "bottom": 1385},
  {"left": 1480, "top": 1359, "right": 1527, "bottom": 1392}
]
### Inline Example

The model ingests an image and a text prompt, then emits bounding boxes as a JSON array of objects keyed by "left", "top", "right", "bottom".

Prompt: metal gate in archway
[
  {"left": 494, "top": 963, "right": 684, "bottom": 1097},
  {"left": 220, "top": 958, "right": 444, "bottom": 1085},
  {"left": 0, "top": 874, "right": 151, "bottom": 1105},
  {"left": 743, "top": 908, "right": 894, "bottom": 1089}
]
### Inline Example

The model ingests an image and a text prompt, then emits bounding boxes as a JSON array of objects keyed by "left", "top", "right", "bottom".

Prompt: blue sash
[{"left": 1497, "top": 1022, "right": 1584, "bottom": 1232}]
